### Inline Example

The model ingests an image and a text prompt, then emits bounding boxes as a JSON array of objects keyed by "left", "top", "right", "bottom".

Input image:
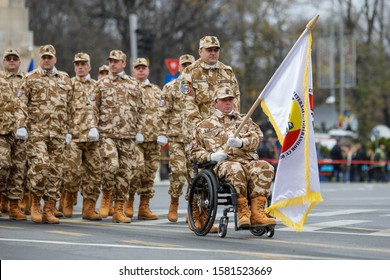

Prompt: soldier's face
[
  {"left": 3, "top": 55, "right": 21, "bottom": 73},
  {"left": 214, "top": 97, "right": 235, "bottom": 114},
  {"left": 199, "top": 47, "right": 220, "bottom": 65},
  {"left": 108, "top": 59, "right": 126, "bottom": 75},
  {"left": 74, "top": 61, "right": 91, "bottom": 77},
  {"left": 132, "top": 65, "right": 149, "bottom": 82},
  {"left": 40, "top": 55, "right": 56, "bottom": 70}
]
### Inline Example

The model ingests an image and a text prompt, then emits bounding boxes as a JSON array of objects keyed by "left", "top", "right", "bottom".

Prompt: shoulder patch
[{"left": 180, "top": 80, "right": 192, "bottom": 95}]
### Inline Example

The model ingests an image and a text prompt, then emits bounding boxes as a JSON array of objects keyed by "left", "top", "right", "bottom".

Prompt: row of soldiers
[{"left": 1, "top": 35, "right": 271, "bottom": 231}]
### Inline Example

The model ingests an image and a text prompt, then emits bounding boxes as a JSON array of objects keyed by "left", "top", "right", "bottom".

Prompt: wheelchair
[{"left": 187, "top": 161, "right": 275, "bottom": 238}]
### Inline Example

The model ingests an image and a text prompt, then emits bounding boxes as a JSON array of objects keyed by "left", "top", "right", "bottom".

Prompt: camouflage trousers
[
  {"left": 129, "top": 141, "right": 160, "bottom": 198},
  {"left": 168, "top": 141, "right": 192, "bottom": 198},
  {"left": 63, "top": 141, "right": 102, "bottom": 201},
  {"left": 215, "top": 159, "right": 274, "bottom": 198},
  {"left": 100, "top": 137, "right": 136, "bottom": 201},
  {"left": 0, "top": 134, "right": 27, "bottom": 200},
  {"left": 27, "top": 137, "right": 64, "bottom": 200}
]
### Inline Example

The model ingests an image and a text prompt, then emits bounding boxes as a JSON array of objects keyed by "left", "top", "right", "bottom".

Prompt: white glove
[
  {"left": 135, "top": 133, "right": 144, "bottom": 144},
  {"left": 65, "top": 133, "right": 72, "bottom": 145},
  {"left": 157, "top": 135, "right": 168, "bottom": 146},
  {"left": 227, "top": 137, "right": 243, "bottom": 148},
  {"left": 16, "top": 127, "right": 28, "bottom": 140},
  {"left": 88, "top": 127, "right": 99, "bottom": 141},
  {"left": 210, "top": 151, "right": 228, "bottom": 162}
]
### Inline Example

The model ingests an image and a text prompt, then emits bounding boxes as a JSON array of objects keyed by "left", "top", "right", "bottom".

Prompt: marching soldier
[
  {"left": 0, "top": 48, "right": 27, "bottom": 220},
  {"left": 62, "top": 52, "right": 102, "bottom": 220},
  {"left": 125, "top": 58, "right": 161, "bottom": 220},
  {"left": 159, "top": 54, "right": 195, "bottom": 222},
  {"left": 15, "top": 44, "right": 72, "bottom": 224},
  {"left": 96, "top": 50, "right": 144, "bottom": 223}
]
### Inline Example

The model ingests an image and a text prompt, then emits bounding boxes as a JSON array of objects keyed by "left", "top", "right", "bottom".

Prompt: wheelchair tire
[
  {"left": 249, "top": 227, "right": 266, "bottom": 236},
  {"left": 188, "top": 169, "right": 218, "bottom": 236},
  {"left": 266, "top": 227, "right": 275, "bottom": 238}
]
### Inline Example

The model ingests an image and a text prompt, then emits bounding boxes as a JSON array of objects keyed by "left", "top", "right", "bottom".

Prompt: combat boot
[
  {"left": 138, "top": 195, "right": 158, "bottom": 220},
  {"left": 62, "top": 191, "right": 75, "bottom": 218},
  {"left": 42, "top": 198, "right": 60, "bottom": 224},
  {"left": 112, "top": 200, "right": 131, "bottom": 223},
  {"left": 168, "top": 196, "right": 179, "bottom": 222},
  {"left": 9, "top": 199, "right": 27, "bottom": 220},
  {"left": 124, "top": 193, "right": 134, "bottom": 218},
  {"left": 99, "top": 190, "right": 112, "bottom": 218},
  {"left": 250, "top": 195, "right": 276, "bottom": 227},
  {"left": 108, "top": 202, "right": 114, "bottom": 216},
  {"left": 19, "top": 192, "right": 31, "bottom": 215},
  {"left": 52, "top": 201, "right": 64, "bottom": 218},
  {"left": 30, "top": 193, "right": 42, "bottom": 223},
  {"left": 198, "top": 208, "right": 218, "bottom": 233},
  {"left": 82, "top": 198, "right": 102, "bottom": 220},
  {"left": 236, "top": 196, "right": 251, "bottom": 228}
]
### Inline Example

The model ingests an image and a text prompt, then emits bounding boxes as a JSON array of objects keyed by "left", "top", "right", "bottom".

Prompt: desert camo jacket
[
  {"left": 180, "top": 59, "right": 241, "bottom": 128},
  {"left": 68, "top": 76, "right": 98, "bottom": 142},
  {"left": 95, "top": 73, "right": 145, "bottom": 139},
  {"left": 159, "top": 78, "right": 191, "bottom": 143},
  {"left": 138, "top": 81, "right": 163, "bottom": 142},
  {"left": 191, "top": 110, "right": 262, "bottom": 164},
  {"left": 15, "top": 67, "right": 72, "bottom": 140},
  {"left": 0, "top": 75, "right": 16, "bottom": 135}
]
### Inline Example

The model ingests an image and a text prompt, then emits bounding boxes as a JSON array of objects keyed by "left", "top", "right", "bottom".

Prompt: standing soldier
[
  {"left": 96, "top": 50, "right": 144, "bottom": 223},
  {"left": 0, "top": 48, "right": 27, "bottom": 220},
  {"left": 159, "top": 54, "right": 195, "bottom": 222},
  {"left": 15, "top": 44, "right": 72, "bottom": 224},
  {"left": 124, "top": 58, "right": 161, "bottom": 220},
  {"left": 61, "top": 52, "right": 101, "bottom": 220}
]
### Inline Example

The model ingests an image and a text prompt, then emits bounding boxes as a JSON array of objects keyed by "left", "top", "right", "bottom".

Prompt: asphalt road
[{"left": 1, "top": 180, "right": 390, "bottom": 261}]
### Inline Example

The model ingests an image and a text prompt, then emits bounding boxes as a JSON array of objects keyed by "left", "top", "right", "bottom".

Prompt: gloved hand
[
  {"left": 88, "top": 127, "right": 99, "bottom": 141},
  {"left": 15, "top": 127, "right": 28, "bottom": 140},
  {"left": 210, "top": 151, "right": 228, "bottom": 162},
  {"left": 157, "top": 135, "right": 168, "bottom": 146},
  {"left": 65, "top": 133, "right": 72, "bottom": 145},
  {"left": 227, "top": 137, "right": 243, "bottom": 148},
  {"left": 135, "top": 132, "right": 144, "bottom": 144}
]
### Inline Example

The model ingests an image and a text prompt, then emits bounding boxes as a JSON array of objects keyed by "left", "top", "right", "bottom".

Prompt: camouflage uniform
[
  {"left": 160, "top": 77, "right": 192, "bottom": 199},
  {"left": 96, "top": 72, "right": 144, "bottom": 201},
  {"left": 0, "top": 65, "right": 26, "bottom": 202},
  {"left": 191, "top": 110, "right": 274, "bottom": 198},
  {"left": 64, "top": 74, "right": 101, "bottom": 201},
  {"left": 16, "top": 64, "right": 72, "bottom": 201},
  {"left": 131, "top": 80, "right": 163, "bottom": 198}
]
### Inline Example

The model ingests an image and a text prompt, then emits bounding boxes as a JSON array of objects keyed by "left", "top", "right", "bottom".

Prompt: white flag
[{"left": 260, "top": 20, "right": 323, "bottom": 231}]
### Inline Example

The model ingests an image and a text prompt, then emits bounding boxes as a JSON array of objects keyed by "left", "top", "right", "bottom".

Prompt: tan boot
[
  {"left": 82, "top": 198, "right": 102, "bottom": 220},
  {"left": 198, "top": 208, "right": 218, "bottom": 233},
  {"left": 138, "top": 195, "right": 158, "bottom": 220},
  {"left": 168, "top": 196, "right": 179, "bottom": 222},
  {"left": 30, "top": 193, "right": 42, "bottom": 223},
  {"left": 73, "top": 191, "right": 78, "bottom": 205},
  {"left": 19, "top": 192, "right": 31, "bottom": 215},
  {"left": 112, "top": 200, "right": 131, "bottom": 223},
  {"left": 237, "top": 196, "right": 251, "bottom": 228},
  {"left": 99, "top": 190, "right": 112, "bottom": 218},
  {"left": 58, "top": 191, "right": 65, "bottom": 212},
  {"left": 108, "top": 202, "right": 114, "bottom": 216},
  {"left": 9, "top": 199, "right": 27, "bottom": 220},
  {"left": 124, "top": 194, "right": 134, "bottom": 218},
  {"left": 42, "top": 199, "right": 60, "bottom": 224},
  {"left": 52, "top": 201, "right": 64, "bottom": 218},
  {"left": 62, "top": 191, "right": 75, "bottom": 218},
  {"left": 250, "top": 195, "right": 276, "bottom": 227}
]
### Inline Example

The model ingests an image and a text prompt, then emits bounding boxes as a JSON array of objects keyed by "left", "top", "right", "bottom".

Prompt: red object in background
[{"left": 165, "top": 59, "right": 179, "bottom": 75}]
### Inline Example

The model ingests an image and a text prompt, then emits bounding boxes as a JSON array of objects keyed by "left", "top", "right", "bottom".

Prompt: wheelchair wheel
[
  {"left": 249, "top": 227, "right": 266, "bottom": 236},
  {"left": 266, "top": 226, "right": 275, "bottom": 238},
  {"left": 188, "top": 169, "right": 218, "bottom": 236},
  {"left": 218, "top": 216, "right": 229, "bottom": 238}
]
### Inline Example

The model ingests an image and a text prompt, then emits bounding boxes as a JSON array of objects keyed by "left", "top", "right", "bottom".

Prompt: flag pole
[{"left": 226, "top": 14, "right": 320, "bottom": 144}]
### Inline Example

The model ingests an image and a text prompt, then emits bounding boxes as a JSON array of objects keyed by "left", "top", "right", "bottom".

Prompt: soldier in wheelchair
[{"left": 189, "top": 85, "right": 276, "bottom": 236}]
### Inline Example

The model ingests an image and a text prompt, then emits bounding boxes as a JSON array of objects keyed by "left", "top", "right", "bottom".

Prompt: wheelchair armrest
[{"left": 198, "top": 161, "right": 218, "bottom": 170}]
